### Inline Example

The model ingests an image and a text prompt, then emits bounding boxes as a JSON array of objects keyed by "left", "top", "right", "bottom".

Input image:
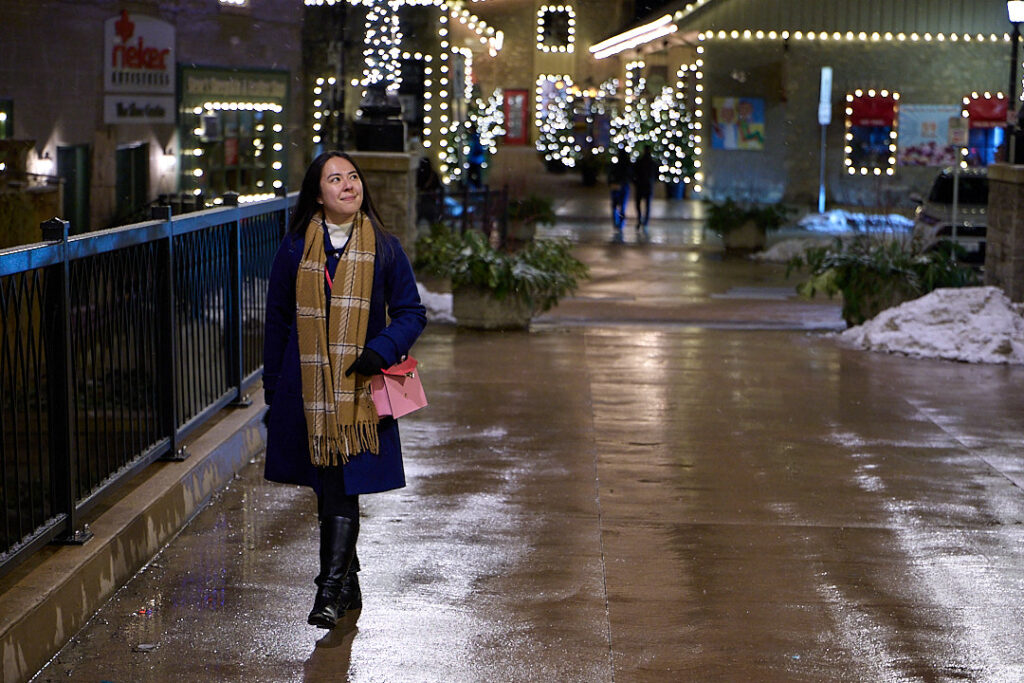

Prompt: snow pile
[
  {"left": 417, "top": 282, "right": 455, "bottom": 323},
  {"left": 840, "top": 287, "right": 1024, "bottom": 364},
  {"left": 798, "top": 210, "right": 913, "bottom": 234},
  {"left": 750, "top": 237, "right": 831, "bottom": 263}
]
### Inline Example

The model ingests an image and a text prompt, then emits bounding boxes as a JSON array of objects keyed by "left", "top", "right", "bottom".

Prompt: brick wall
[
  {"left": 701, "top": 38, "right": 1008, "bottom": 208},
  {"left": 985, "top": 163, "right": 1024, "bottom": 301}
]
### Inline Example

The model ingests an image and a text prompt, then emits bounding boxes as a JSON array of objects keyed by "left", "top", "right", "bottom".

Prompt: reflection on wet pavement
[{"left": 33, "top": 234, "right": 1024, "bottom": 682}]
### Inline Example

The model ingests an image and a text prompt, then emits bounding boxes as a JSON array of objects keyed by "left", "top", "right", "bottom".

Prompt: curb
[{"left": 0, "top": 399, "right": 267, "bottom": 683}]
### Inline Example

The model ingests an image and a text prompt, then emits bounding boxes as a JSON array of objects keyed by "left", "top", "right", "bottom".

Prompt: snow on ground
[
  {"left": 840, "top": 287, "right": 1024, "bottom": 364},
  {"left": 753, "top": 210, "right": 915, "bottom": 263},
  {"left": 418, "top": 283, "right": 454, "bottom": 323},
  {"left": 750, "top": 237, "right": 831, "bottom": 263},
  {"left": 797, "top": 209, "right": 914, "bottom": 234}
]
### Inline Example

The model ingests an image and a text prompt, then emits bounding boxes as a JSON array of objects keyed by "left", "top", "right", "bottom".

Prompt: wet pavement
[{"left": 32, "top": 181, "right": 1024, "bottom": 682}]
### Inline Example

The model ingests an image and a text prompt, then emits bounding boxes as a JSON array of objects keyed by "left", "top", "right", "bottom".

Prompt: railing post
[
  {"left": 41, "top": 217, "right": 92, "bottom": 546},
  {"left": 222, "top": 192, "right": 250, "bottom": 407},
  {"left": 153, "top": 207, "right": 187, "bottom": 461}
]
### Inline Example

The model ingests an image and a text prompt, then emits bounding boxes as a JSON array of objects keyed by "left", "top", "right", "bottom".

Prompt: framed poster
[
  {"left": 898, "top": 104, "right": 958, "bottom": 166},
  {"left": 711, "top": 97, "right": 765, "bottom": 150},
  {"left": 503, "top": 89, "right": 529, "bottom": 145}
]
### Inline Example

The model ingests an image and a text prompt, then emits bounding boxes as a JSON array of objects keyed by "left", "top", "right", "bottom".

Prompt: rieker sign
[{"left": 103, "top": 10, "right": 175, "bottom": 124}]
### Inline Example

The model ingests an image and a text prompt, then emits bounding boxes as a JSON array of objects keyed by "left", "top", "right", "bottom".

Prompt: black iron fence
[
  {"left": 418, "top": 184, "right": 509, "bottom": 245},
  {"left": 0, "top": 194, "right": 293, "bottom": 578}
]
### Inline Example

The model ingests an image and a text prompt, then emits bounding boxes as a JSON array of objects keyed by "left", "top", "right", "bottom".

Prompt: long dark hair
[{"left": 287, "top": 151, "right": 389, "bottom": 244}]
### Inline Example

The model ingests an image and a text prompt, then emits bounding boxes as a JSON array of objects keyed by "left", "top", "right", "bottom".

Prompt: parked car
[{"left": 911, "top": 167, "right": 988, "bottom": 263}]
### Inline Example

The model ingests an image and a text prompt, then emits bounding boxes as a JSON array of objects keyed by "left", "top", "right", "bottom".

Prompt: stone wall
[
  {"left": 348, "top": 152, "right": 418, "bottom": 259},
  {"left": 985, "top": 163, "right": 1024, "bottom": 301}
]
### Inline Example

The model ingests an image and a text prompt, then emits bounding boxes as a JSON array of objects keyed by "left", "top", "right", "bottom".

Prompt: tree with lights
[
  {"left": 535, "top": 76, "right": 577, "bottom": 170},
  {"left": 651, "top": 85, "right": 696, "bottom": 196}
]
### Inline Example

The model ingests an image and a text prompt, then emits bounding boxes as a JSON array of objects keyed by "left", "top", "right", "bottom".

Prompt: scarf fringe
[{"left": 309, "top": 419, "right": 380, "bottom": 468}]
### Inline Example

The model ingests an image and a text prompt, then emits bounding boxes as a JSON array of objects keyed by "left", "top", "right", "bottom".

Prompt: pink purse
[{"left": 369, "top": 356, "right": 428, "bottom": 418}]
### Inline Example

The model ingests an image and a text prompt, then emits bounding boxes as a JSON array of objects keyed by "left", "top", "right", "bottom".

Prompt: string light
[
  {"left": 536, "top": 5, "right": 576, "bottom": 54},
  {"left": 843, "top": 89, "right": 900, "bottom": 176},
  {"left": 535, "top": 74, "right": 577, "bottom": 167}
]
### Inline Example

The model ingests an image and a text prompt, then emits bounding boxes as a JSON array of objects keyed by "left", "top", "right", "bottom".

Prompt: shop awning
[
  {"left": 965, "top": 96, "right": 1007, "bottom": 129},
  {"left": 848, "top": 95, "right": 897, "bottom": 127}
]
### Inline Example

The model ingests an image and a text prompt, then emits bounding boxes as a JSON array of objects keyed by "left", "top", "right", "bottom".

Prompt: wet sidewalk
[{"left": 31, "top": 194, "right": 1024, "bottom": 681}]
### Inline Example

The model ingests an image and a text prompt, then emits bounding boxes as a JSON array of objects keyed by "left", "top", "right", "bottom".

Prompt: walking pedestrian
[
  {"left": 632, "top": 145, "right": 656, "bottom": 231},
  {"left": 262, "top": 150, "right": 427, "bottom": 630},
  {"left": 466, "top": 123, "right": 486, "bottom": 188},
  {"left": 608, "top": 148, "right": 631, "bottom": 240}
]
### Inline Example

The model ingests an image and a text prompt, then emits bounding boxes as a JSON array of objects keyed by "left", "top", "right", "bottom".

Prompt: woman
[{"left": 263, "top": 151, "right": 427, "bottom": 630}]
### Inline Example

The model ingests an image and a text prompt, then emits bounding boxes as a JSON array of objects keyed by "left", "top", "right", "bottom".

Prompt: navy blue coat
[{"left": 262, "top": 229, "right": 427, "bottom": 495}]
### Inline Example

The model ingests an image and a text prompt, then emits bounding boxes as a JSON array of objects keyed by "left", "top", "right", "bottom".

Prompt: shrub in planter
[
  {"left": 415, "top": 225, "right": 588, "bottom": 330},
  {"left": 506, "top": 194, "right": 556, "bottom": 247},
  {"left": 706, "top": 198, "right": 792, "bottom": 253},
  {"left": 786, "top": 234, "right": 979, "bottom": 327}
]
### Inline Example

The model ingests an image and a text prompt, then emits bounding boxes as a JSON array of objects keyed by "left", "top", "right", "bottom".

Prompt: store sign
[
  {"left": 103, "top": 10, "right": 175, "bottom": 95},
  {"left": 182, "top": 71, "right": 288, "bottom": 101},
  {"left": 103, "top": 94, "right": 175, "bottom": 124}
]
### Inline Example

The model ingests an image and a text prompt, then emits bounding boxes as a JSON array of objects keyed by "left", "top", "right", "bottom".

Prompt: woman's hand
[{"left": 344, "top": 348, "right": 386, "bottom": 377}]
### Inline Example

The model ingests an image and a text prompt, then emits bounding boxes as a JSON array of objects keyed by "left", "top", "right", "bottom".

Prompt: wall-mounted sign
[
  {"left": 104, "top": 10, "right": 175, "bottom": 124},
  {"left": 103, "top": 94, "right": 175, "bottom": 124},
  {"left": 104, "top": 10, "right": 175, "bottom": 95}
]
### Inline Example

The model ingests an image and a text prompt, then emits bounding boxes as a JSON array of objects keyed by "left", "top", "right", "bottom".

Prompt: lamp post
[{"left": 1007, "top": 1, "right": 1024, "bottom": 161}]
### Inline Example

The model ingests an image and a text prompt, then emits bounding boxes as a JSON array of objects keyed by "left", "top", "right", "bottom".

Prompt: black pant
[{"left": 317, "top": 465, "right": 359, "bottom": 520}]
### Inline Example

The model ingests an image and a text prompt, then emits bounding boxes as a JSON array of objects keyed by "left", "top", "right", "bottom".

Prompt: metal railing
[
  {"left": 418, "top": 184, "right": 509, "bottom": 245},
  {"left": 0, "top": 193, "right": 293, "bottom": 578}
]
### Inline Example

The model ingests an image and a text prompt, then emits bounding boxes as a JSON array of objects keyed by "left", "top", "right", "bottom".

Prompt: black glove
[{"left": 345, "top": 348, "right": 386, "bottom": 377}]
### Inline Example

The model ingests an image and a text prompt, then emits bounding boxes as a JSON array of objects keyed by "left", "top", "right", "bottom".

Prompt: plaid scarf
[{"left": 296, "top": 212, "right": 379, "bottom": 466}]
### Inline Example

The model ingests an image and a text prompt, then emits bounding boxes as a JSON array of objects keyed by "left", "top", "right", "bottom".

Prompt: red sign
[
  {"left": 104, "top": 11, "right": 175, "bottom": 95},
  {"left": 965, "top": 96, "right": 1008, "bottom": 129},
  {"left": 848, "top": 95, "right": 897, "bottom": 127}
]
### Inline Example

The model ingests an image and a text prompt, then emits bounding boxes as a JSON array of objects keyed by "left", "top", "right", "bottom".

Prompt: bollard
[
  {"left": 222, "top": 191, "right": 240, "bottom": 206},
  {"left": 151, "top": 205, "right": 172, "bottom": 221},
  {"left": 275, "top": 185, "right": 288, "bottom": 197},
  {"left": 193, "top": 191, "right": 205, "bottom": 212}
]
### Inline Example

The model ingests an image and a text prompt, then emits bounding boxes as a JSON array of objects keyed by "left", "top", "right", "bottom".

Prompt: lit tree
[
  {"left": 535, "top": 75, "right": 577, "bottom": 168},
  {"left": 651, "top": 85, "right": 695, "bottom": 185}
]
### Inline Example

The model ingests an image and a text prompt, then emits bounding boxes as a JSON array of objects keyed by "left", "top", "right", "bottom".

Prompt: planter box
[
  {"left": 721, "top": 219, "right": 765, "bottom": 254},
  {"left": 452, "top": 285, "right": 533, "bottom": 330}
]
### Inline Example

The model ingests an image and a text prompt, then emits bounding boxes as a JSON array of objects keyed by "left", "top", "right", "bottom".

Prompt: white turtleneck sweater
[{"left": 325, "top": 219, "right": 353, "bottom": 252}]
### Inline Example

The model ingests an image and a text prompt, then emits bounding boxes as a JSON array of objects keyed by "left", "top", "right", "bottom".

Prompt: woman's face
[{"left": 318, "top": 156, "right": 363, "bottom": 225}]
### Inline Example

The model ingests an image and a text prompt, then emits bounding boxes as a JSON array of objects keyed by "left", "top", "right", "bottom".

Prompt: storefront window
[
  {"left": 536, "top": 5, "right": 575, "bottom": 53},
  {"left": 844, "top": 90, "right": 899, "bottom": 176},
  {"left": 179, "top": 66, "right": 288, "bottom": 203},
  {"left": 963, "top": 93, "right": 1007, "bottom": 167}
]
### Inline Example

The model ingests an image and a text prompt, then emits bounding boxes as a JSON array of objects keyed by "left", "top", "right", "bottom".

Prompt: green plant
[
  {"left": 507, "top": 194, "right": 556, "bottom": 226},
  {"left": 415, "top": 225, "right": 588, "bottom": 313},
  {"left": 786, "top": 234, "right": 979, "bottom": 326},
  {"left": 706, "top": 198, "right": 792, "bottom": 235}
]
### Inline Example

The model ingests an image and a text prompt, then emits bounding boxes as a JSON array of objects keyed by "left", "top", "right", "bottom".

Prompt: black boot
[
  {"left": 338, "top": 551, "right": 362, "bottom": 611},
  {"left": 307, "top": 516, "right": 359, "bottom": 629}
]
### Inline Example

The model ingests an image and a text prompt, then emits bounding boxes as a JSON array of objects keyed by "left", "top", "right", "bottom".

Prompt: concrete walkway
[{"left": 26, "top": 172, "right": 1024, "bottom": 682}]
